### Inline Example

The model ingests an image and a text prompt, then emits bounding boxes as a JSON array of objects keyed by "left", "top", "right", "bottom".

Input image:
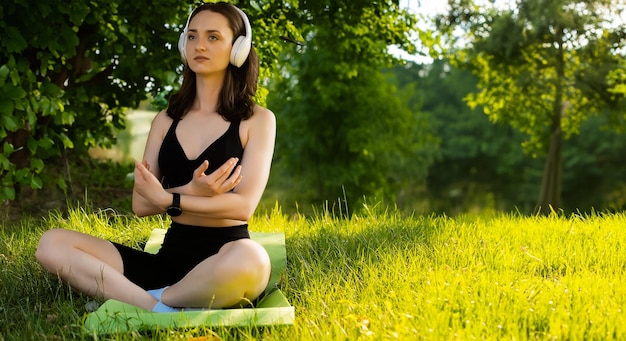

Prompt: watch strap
[{"left": 172, "top": 192, "right": 180, "bottom": 208}]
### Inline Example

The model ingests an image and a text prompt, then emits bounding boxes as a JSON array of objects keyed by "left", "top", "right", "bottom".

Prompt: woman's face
[{"left": 185, "top": 10, "right": 234, "bottom": 75}]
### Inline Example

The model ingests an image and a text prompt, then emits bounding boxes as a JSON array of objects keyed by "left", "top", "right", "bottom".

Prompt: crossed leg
[
  {"left": 36, "top": 229, "right": 272, "bottom": 310},
  {"left": 35, "top": 228, "right": 158, "bottom": 310},
  {"left": 162, "top": 238, "right": 272, "bottom": 309}
]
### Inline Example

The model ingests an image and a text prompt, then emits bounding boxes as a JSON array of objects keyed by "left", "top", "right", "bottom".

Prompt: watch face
[{"left": 167, "top": 206, "right": 183, "bottom": 217}]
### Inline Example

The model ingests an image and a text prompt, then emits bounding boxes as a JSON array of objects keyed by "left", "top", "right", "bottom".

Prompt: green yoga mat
[{"left": 83, "top": 229, "right": 293, "bottom": 334}]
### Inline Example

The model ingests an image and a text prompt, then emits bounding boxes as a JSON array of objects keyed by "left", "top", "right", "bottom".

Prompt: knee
[
  {"left": 218, "top": 239, "right": 271, "bottom": 284},
  {"left": 35, "top": 229, "right": 66, "bottom": 268}
]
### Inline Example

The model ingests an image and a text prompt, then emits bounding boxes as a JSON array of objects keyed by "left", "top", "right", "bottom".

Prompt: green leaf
[
  {"left": 0, "top": 99, "right": 14, "bottom": 115},
  {"left": 15, "top": 168, "right": 30, "bottom": 181},
  {"left": 41, "top": 82, "right": 62, "bottom": 97},
  {"left": 30, "top": 157, "right": 44, "bottom": 173},
  {"left": 41, "top": 98, "right": 52, "bottom": 115},
  {"left": 38, "top": 137, "right": 54, "bottom": 150},
  {"left": 1, "top": 186, "right": 16, "bottom": 201},
  {"left": 0, "top": 153, "right": 11, "bottom": 170},
  {"left": 30, "top": 175, "right": 43, "bottom": 189},
  {"left": 60, "top": 133, "right": 74, "bottom": 149},
  {"left": 26, "top": 105, "right": 37, "bottom": 126},
  {"left": 3, "top": 26, "right": 27, "bottom": 53},
  {"left": 57, "top": 101, "right": 65, "bottom": 112},
  {"left": 61, "top": 111, "right": 75, "bottom": 125},
  {"left": 27, "top": 137, "right": 38, "bottom": 154},
  {"left": 1, "top": 113, "right": 20, "bottom": 131},
  {"left": 3, "top": 142, "right": 14, "bottom": 155},
  {"left": 3, "top": 85, "right": 27, "bottom": 99},
  {"left": 14, "top": 98, "right": 28, "bottom": 111},
  {"left": 29, "top": 97, "right": 40, "bottom": 112},
  {"left": 56, "top": 176, "right": 67, "bottom": 195},
  {"left": 609, "top": 84, "right": 626, "bottom": 96},
  {"left": 0, "top": 65, "right": 9, "bottom": 86}
]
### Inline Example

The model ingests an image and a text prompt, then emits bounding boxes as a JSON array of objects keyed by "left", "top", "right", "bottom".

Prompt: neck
[{"left": 193, "top": 71, "right": 226, "bottom": 113}]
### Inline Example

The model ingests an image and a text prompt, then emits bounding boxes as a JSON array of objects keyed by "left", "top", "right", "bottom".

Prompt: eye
[
  {"left": 208, "top": 35, "right": 218, "bottom": 41},
  {"left": 187, "top": 34, "right": 196, "bottom": 41}
]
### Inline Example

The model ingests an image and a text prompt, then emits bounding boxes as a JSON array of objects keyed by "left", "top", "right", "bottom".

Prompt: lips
[{"left": 194, "top": 56, "right": 209, "bottom": 61}]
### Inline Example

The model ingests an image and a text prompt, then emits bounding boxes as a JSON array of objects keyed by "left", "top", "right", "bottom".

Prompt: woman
[{"left": 36, "top": 2, "right": 275, "bottom": 312}]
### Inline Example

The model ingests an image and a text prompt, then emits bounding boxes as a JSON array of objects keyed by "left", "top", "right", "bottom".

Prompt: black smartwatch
[{"left": 166, "top": 193, "right": 182, "bottom": 217}]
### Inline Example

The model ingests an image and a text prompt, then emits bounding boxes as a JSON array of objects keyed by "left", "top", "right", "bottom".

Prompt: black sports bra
[{"left": 158, "top": 118, "right": 243, "bottom": 188}]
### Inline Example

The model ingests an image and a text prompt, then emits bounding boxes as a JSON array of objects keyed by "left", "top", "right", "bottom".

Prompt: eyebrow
[{"left": 188, "top": 29, "right": 223, "bottom": 35}]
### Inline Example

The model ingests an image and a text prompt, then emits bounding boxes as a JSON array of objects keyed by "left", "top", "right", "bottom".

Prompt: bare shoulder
[
  {"left": 250, "top": 105, "right": 276, "bottom": 126},
  {"left": 240, "top": 105, "right": 275, "bottom": 148},
  {"left": 149, "top": 109, "right": 174, "bottom": 137},
  {"left": 151, "top": 109, "right": 173, "bottom": 126},
  {"left": 241, "top": 105, "right": 276, "bottom": 132}
]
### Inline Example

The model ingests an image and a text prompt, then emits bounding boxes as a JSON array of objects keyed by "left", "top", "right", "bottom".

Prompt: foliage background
[
  {"left": 1, "top": 2, "right": 626, "bottom": 339},
  {"left": 1, "top": 0, "right": 625, "bottom": 218}
]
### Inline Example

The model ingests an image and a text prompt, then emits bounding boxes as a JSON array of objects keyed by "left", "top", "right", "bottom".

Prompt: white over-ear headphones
[{"left": 178, "top": 5, "right": 252, "bottom": 68}]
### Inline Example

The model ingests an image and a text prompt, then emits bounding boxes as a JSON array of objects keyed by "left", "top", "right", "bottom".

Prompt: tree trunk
[
  {"left": 536, "top": 26, "right": 566, "bottom": 215},
  {"left": 535, "top": 113, "right": 562, "bottom": 215}
]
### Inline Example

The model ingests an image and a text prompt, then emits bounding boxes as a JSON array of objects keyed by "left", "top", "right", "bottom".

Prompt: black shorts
[{"left": 112, "top": 222, "right": 249, "bottom": 290}]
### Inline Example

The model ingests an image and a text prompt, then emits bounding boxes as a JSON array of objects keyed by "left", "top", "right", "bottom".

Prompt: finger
[
  {"left": 209, "top": 157, "right": 239, "bottom": 182},
  {"left": 134, "top": 160, "right": 146, "bottom": 181},
  {"left": 229, "top": 165, "right": 242, "bottom": 182},
  {"left": 142, "top": 159, "right": 151, "bottom": 172},
  {"left": 136, "top": 160, "right": 153, "bottom": 179},
  {"left": 194, "top": 160, "right": 209, "bottom": 178},
  {"left": 134, "top": 160, "right": 144, "bottom": 172},
  {"left": 221, "top": 165, "right": 243, "bottom": 190}
]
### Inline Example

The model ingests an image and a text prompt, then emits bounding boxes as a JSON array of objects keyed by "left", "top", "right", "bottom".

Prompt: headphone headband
[{"left": 178, "top": 4, "right": 252, "bottom": 68}]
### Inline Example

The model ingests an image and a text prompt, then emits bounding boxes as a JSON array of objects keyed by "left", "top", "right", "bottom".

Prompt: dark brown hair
[{"left": 167, "top": 2, "right": 259, "bottom": 121}]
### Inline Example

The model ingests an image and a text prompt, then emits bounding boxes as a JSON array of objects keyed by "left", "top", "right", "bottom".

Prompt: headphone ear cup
[
  {"left": 178, "top": 31, "right": 187, "bottom": 63},
  {"left": 230, "top": 36, "right": 251, "bottom": 67}
]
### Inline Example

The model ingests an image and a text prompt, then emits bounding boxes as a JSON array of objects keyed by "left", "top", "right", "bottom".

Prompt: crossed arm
[{"left": 132, "top": 108, "right": 276, "bottom": 223}]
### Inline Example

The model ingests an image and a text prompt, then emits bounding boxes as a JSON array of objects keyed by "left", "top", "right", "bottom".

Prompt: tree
[
  {"left": 392, "top": 60, "right": 542, "bottom": 213},
  {"left": 394, "top": 60, "right": 626, "bottom": 214},
  {"left": 561, "top": 115, "right": 626, "bottom": 211},
  {"left": 0, "top": 0, "right": 296, "bottom": 202},
  {"left": 0, "top": 0, "right": 182, "bottom": 201},
  {"left": 432, "top": 0, "right": 626, "bottom": 214},
  {"left": 267, "top": 1, "right": 434, "bottom": 210},
  {"left": 608, "top": 59, "right": 626, "bottom": 116}
]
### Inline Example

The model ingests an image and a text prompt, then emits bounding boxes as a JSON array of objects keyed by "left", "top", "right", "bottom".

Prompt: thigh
[
  {"left": 37, "top": 228, "right": 124, "bottom": 273},
  {"left": 113, "top": 242, "right": 190, "bottom": 290},
  {"left": 164, "top": 238, "right": 271, "bottom": 308}
]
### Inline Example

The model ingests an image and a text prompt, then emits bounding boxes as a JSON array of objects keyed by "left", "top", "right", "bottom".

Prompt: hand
[
  {"left": 134, "top": 160, "right": 169, "bottom": 209},
  {"left": 189, "top": 158, "right": 242, "bottom": 197}
]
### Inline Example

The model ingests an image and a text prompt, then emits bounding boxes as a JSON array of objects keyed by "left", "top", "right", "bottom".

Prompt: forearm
[
  {"left": 132, "top": 189, "right": 165, "bottom": 217},
  {"left": 136, "top": 177, "right": 259, "bottom": 221},
  {"left": 133, "top": 165, "right": 255, "bottom": 220},
  {"left": 177, "top": 191, "right": 258, "bottom": 222}
]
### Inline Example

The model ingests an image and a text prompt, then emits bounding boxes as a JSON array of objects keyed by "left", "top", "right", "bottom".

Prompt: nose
[
  {"left": 193, "top": 37, "right": 207, "bottom": 52},
  {"left": 195, "top": 41, "right": 207, "bottom": 51}
]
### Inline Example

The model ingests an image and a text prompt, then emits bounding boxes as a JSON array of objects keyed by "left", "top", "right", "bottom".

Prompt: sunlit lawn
[{"left": 1, "top": 204, "right": 625, "bottom": 340}]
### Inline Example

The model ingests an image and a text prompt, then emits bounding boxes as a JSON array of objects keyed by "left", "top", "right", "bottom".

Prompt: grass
[{"left": 1, "top": 203, "right": 626, "bottom": 340}]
